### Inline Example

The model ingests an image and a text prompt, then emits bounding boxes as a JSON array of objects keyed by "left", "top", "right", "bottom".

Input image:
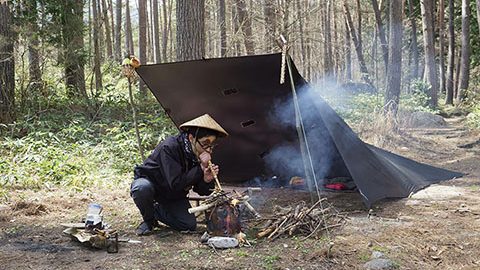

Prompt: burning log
[{"left": 255, "top": 198, "right": 345, "bottom": 241}]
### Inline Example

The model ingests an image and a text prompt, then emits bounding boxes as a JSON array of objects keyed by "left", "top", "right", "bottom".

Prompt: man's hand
[
  {"left": 203, "top": 163, "right": 219, "bottom": 183},
  {"left": 199, "top": 151, "right": 211, "bottom": 168}
]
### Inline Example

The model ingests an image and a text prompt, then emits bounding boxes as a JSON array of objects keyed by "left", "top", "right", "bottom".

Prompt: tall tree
[
  {"left": 25, "top": 0, "right": 42, "bottom": 94},
  {"left": 162, "top": 0, "right": 169, "bottom": 61},
  {"left": 371, "top": 0, "right": 388, "bottom": 68},
  {"left": 114, "top": 0, "right": 122, "bottom": 60},
  {"left": 62, "top": 0, "right": 87, "bottom": 97},
  {"left": 296, "top": 0, "right": 306, "bottom": 72},
  {"left": 232, "top": 3, "right": 241, "bottom": 56},
  {"left": 218, "top": 0, "right": 227, "bottom": 57},
  {"left": 343, "top": 1, "right": 373, "bottom": 86},
  {"left": 263, "top": 0, "right": 276, "bottom": 53},
  {"left": 138, "top": 0, "right": 147, "bottom": 94},
  {"left": 323, "top": 1, "right": 334, "bottom": 76},
  {"left": 152, "top": 0, "right": 161, "bottom": 62},
  {"left": 101, "top": 0, "right": 113, "bottom": 58},
  {"left": 420, "top": 0, "right": 438, "bottom": 107},
  {"left": 457, "top": 0, "right": 470, "bottom": 101},
  {"left": 0, "top": 0, "right": 15, "bottom": 123},
  {"left": 344, "top": 19, "right": 352, "bottom": 81},
  {"left": 477, "top": 0, "right": 480, "bottom": 34},
  {"left": 438, "top": 0, "right": 446, "bottom": 94},
  {"left": 176, "top": 0, "right": 205, "bottom": 61},
  {"left": 235, "top": 0, "right": 255, "bottom": 55},
  {"left": 92, "top": 0, "right": 103, "bottom": 91},
  {"left": 407, "top": 0, "right": 419, "bottom": 82},
  {"left": 384, "top": 0, "right": 403, "bottom": 115},
  {"left": 125, "top": 0, "right": 134, "bottom": 55},
  {"left": 445, "top": 0, "right": 455, "bottom": 105}
]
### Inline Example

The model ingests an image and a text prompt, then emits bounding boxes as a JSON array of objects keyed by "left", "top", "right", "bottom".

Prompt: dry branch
[{"left": 256, "top": 198, "right": 345, "bottom": 241}]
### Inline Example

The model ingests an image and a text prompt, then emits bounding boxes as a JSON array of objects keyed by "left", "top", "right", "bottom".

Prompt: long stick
[
  {"left": 208, "top": 160, "right": 222, "bottom": 191},
  {"left": 128, "top": 77, "right": 145, "bottom": 160}
]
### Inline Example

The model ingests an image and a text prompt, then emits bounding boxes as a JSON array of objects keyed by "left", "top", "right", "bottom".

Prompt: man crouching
[{"left": 131, "top": 114, "right": 228, "bottom": 235}]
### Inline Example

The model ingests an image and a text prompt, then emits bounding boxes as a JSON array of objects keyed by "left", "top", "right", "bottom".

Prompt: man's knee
[{"left": 130, "top": 178, "right": 155, "bottom": 198}]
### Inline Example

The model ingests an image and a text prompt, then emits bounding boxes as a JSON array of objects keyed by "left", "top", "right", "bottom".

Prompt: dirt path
[{"left": 1, "top": 117, "right": 479, "bottom": 269}]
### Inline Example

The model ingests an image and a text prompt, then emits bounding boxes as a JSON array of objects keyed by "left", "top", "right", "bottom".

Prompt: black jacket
[{"left": 134, "top": 134, "right": 214, "bottom": 202}]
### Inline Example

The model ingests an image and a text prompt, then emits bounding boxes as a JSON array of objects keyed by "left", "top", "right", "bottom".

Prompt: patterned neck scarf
[{"left": 180, "top": 132, "right": 199, "bottom": 165}]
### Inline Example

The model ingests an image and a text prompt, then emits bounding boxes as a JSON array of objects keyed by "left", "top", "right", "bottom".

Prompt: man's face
[{"left": 189, "top": 134, "right": 217, "bottom": 155}]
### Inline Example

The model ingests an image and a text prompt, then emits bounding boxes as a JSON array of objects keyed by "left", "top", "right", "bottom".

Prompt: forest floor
[{"left": 0, "top": 116, "right": 479, "bottom": 270}]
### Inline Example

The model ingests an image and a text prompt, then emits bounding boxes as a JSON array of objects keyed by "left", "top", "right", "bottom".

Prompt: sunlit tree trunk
[
  {"left": 457, "top": 0, "right": 470, "bottom": 102},
  {"left": 92, "top": 0, "right": 103, "bottom": 91},
  {"left": 420, "top": 0, "right": 438, "bottom": 107},
  {"left": 438, "top": 0, "right": 446, "bottom": 94},
  {"left": 176, "top": 0, "right": 205, "bottom": 61},
  {"left": 384, "top": 0, "right": 403, "bottom": 115},
  {"left": 152, "top": 0, "right": 161, "bottom": 63},
  {"left": 114, "top": 0, "right": 122, "bottom": 60},
  {"left": 125, "top": 0, "right": 134, "bottom": 55},
  {"left": 445, "top": 0, "right": 455, "bottom": 105},
  {"left": 138, "top": 0, "right": 147, "bottom": 94}
]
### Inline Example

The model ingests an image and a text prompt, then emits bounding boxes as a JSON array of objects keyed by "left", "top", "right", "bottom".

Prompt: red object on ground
[{"left": 325, "top": 183, "right": 348, "bottom": 190}]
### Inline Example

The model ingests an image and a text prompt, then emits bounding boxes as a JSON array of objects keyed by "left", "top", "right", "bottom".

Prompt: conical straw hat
[{"left": 179, "top": 114, "right": 229, "bottom": 137}]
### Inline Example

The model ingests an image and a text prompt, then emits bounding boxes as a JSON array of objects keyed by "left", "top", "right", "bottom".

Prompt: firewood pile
[{"left": 255, "top": 198, "right": 345, "bottom": 241}]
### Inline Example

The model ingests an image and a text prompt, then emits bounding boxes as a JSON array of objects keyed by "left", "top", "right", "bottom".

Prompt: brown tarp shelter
[{"left": 136, "top": 53, "right": 462, "bottom": 206}]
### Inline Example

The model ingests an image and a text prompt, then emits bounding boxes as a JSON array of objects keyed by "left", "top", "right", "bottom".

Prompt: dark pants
[{"left": 130, "top": 178, "right": 196, "bottom": 231}]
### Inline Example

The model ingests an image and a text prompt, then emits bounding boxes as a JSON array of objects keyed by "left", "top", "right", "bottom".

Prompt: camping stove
[{"left": 205, "top": 202, "right": 242, "bottom": 237}]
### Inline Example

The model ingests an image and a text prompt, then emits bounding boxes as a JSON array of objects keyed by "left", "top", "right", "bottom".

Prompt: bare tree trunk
[
  {"left": 445, "top": 0, "right": 455, "bottom": 105},
  {"left": 457, "top": 0, "right": 470, "bottom": 102},
  {"left": 115, "top": 0, "right": 122, "bottom": 60},
  {"left": 63, "top": 0, "right": 87, "bottom": 98},
  {"left": 92, "top": 0, "right": 103, "bottom": 91},
  {"left": 168, "top": 0, "right": 174, "bottom": 59},
  {"left": 152, "top": 0, "right": 161, "bottom": 62},
  {"left": 125, "top": 0, "right": 134, "bottom": 55},
  {"left": 232, "top": 4, "right": 241, "bottom": 56},
  {"left": 162, "top": 0, "right": 169, "bottom": 61},
  {"left": 384, "top": 0, "right": 403, "bottom": 115},
  {"left": 218, "top": 0, "right": 227, "bottom": 57},
  {"left": 454, "top": 46, "right": 461, "bottom": 99},
  {"left": 101, "top": 0, "right": 113, "bottom": 58},
  {"left": 323, "top": 1, "right": 333, "bottom": 76},
  {"left": 235, "top": 0, "right": 255, "bottom": 55},
  {"left": 0, "top": 0, "right": 15, "bottom": 123},
  {"left": 477, "top": 0, "right": 480, "bottom": 35},
  {"left": 26, "top": 0, "right": 42, "bottom": 94},
  {"left": 420, "top": 0, "right": 438, "bottom": 107},
  {"left": 345, "top": 18, "right": 352, "bottom": 81},
  {"left": 147, "top": 0, "right": 153, "bottom": 62},
  {"left": 407, "top": 0, "right": 419, "bottom": 82},
  {"left": 371, "top": 0, "right": 388, "bottom": 68},
  {"left": 356, "top": 0, "right": 362, "bottom": 54},
  {"left": 295, "top": 0, "right": 305, "bottom": 72},
  {"left": 282, "top": 0, "right": 290, "bottom": 36},
  {"left": 343, "top": 1, "right": 373, "bottom": 86},
  {"left": 109, "top": 0, "right": 115, "bottom": 51},
  {"left": 176, "top": 0, "right": 205, "bottom": 61},
  {"left": 139, "top": 0, "right": 147, "bottom": 94},
  {"left": 438, "top": 0, "right": 446, "bottom": 94},
  {"left": 264, "top": 0, "right": 276, "bottom": 53}
]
